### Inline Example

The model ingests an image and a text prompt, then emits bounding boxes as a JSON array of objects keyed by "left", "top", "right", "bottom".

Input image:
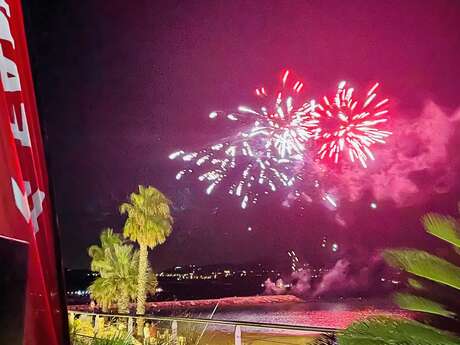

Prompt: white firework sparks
[{"left": 169, "top": 70, "right": 316, "bottom": 208}]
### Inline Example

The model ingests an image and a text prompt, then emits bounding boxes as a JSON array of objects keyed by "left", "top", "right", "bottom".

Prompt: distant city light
[
  {"left": 247, "top": 226, "right": 252, "bottom": 232},
  {"left": 67, "top": 290, "right": 90, "bottom": 296},
  {"left": 370, "top": 202, "right": 377, "bottom": 209},
  {"left": 332, "top": 243, "right": 339, "bottom": 252}
]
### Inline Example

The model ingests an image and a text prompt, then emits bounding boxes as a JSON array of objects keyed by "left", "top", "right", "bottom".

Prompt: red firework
[{"left": 311, "top": 81, "right": 392, "bottom": 168}]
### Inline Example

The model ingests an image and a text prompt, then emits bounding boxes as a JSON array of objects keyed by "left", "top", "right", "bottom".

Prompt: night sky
[{"left": 24, "top": 0, "right": 460, "bottom": 271}]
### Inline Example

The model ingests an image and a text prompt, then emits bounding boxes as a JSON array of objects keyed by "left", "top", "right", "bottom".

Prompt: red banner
[{"left": 0, "top": 1, "right": 66, "bottom": 344}]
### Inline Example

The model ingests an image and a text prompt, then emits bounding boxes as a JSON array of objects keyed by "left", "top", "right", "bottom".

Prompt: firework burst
[
  {"left": 170, "top": 70, "right": 315, "bottom": 209},
  {"left": 169, "top": 141, "right": 304, "bottom": 209},
  {"left": 311, "top": 81, "right": 392, "bottom": 168},
  {"left": 212, "top": 70, "right": 318, "bottom": 158}
]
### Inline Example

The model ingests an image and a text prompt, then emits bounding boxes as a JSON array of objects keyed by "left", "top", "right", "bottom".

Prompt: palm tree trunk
[
  {"left": 118, "top": 291, "right": 130, "bottom": 314},
  {"left": 101, "top": 303, "right": 108, "bottom": 327},
  {"left": 136, "top": 243, "right": 148, "bottom": 336}
]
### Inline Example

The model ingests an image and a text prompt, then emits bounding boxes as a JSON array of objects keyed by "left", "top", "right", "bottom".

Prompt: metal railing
[{"left": 68, "top": 310, "right": 340, "bottom": 345}]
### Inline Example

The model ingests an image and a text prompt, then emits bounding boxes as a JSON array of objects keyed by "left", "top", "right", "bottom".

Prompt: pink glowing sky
[{"left": 26, "top": 0, "right": 460, "bottom": 270}]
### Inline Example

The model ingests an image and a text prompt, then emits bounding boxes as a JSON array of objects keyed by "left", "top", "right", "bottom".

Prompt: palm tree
[
  {"left": 88, "top": 229, "right": 158, "bottom": 314},
  {"left": 100, "top": 243, "right": 140, "bottom": 314},
  {"left": 88, "top": 276, "right": 117, "bottom": 313},
  {"left": 339, "top": 207, "right": 460, "bottom": 344},
  {"left": 88, "top": 244, "right": 158, "bottom": 314},
  {"left": 88, "top": 228, "right": 122, "bottom": 312},
  {"left": 119, "top": 185, "right": 173, "bottom": 333}
]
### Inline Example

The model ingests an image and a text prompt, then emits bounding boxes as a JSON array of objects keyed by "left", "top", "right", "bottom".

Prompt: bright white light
[
  {"left": 332, "top": 243, "right": 339, "bottom": 252},
  {"left": 175, "top": 171, "right": 185, "bottom": 180},
  {"left": 324, "top": 194, "right": 337, "bottom": 208},
  {"left": 168, "top": 151, "right": 184, "bottom": 160},
  {"left": 182, "top": 154, "right": 195, "bottom": 161},
  {"left": 370, "top": 202, "right": 377, "bottom": 209},
  {"left": 238, "top": 106, "right": 258, "bottom": 114}
]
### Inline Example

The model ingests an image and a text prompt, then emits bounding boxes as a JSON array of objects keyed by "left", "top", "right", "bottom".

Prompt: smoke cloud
[
  {"left": 336, "top": 101, "right": 460, "bottom": 207},
  {"left": 313, "top": 259, "right": 355, "bottom": 297},
  {"left": 263, "top": 277, "right": 287, "bottom": 295},
  {"left": 263, "top": 253, "right": 393, "bottom": 298},
  {"left": 290, "top": 269, "right": 312, "bottom": 295}
]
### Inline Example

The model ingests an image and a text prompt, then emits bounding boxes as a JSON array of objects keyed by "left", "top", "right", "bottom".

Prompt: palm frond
[
  {"left": 88, "top": 277, "right": 118, "bottom": 311},
  {"left": 422, "top": 213, "right": 460, "bottom": 248},
  {"left": 91, "top": 332, "right": 133, "bottom": 345},
  {"left": 394, "top": 292, "right": 456, "bottom": 318},
  {"left": 120, "top": 185, "right": 173, "bottom": 249},
  {"left": 88, "top": 239, "right": 147, "bottom": 313},
  {"left": 88, "top": 229, "right": 124, "bottom": 272},
  {"left": 383, "top": 249, "right": 460, "bottom": 290},
  {"left": 312, "top": 333, "right": 337, "bottom": 345},
  {"left": 408, "top": 278, "right": 424, "bottom": 290},
  {"left": 338, "top": 316, "right": 460, "bottom": 345}
]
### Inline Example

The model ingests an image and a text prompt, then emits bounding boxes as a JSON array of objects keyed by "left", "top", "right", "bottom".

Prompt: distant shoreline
[
  {"left": 68, "top": 294, "right": 304, "bottom": 312},
  {"left": 147, "top": 294, "right": 304, "bottom": 311}
]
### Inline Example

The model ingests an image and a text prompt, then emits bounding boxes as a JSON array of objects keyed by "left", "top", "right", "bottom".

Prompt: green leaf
[
  {"left": 394, "top": 292, "right": 456, "bottom": 318},
  {"left": 91, "top": 332, "right": 134, "bottom": 345},
  {"left": 338, "top": 316, "right": 460, "bottom": 345},
  {"left": 408, "top": 278, "right": 424, "bottom": 290},
  {"left": 383, "top": 249, "right": 460, "bottom": 290},
  {"left": 455, "top": 246, "right": 460, "bottom": 256},
  {"left": 422, "top": 213, "right": 460, "bottom": 248}
]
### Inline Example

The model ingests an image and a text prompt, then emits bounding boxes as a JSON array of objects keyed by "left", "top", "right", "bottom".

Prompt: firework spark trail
[
  {"left": 169, "top": 141, "right": 304, "bottom": 209},
  {"left": 311, "top": 81, "right": 392, "bottom": 168},
  {"left": 211, "top": 70, "right": 318, "bottom": 158},
  {"left": 169, "top": 70, "right": 315, "bottom": 209}
]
